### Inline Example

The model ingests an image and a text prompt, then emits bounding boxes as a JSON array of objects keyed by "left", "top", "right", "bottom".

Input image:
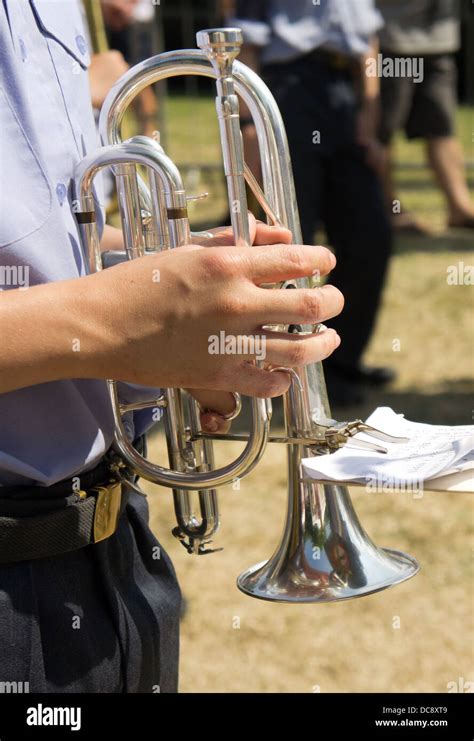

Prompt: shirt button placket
[
  {"left": 75, "top": 34, "right": 87, "bottom": 56},
  {"left": 56, "top": 183, "right": 67, "bottom": 206},
  {"left": 19, "top": 38, "right": 28, "bottom": 62}
]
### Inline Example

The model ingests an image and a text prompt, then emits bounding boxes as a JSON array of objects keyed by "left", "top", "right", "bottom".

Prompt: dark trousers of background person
[{"left": 262, "top": 54, "right": 392, "bottom": 377}]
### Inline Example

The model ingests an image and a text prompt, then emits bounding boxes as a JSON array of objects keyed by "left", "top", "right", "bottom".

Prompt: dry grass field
[
  {"left": 143, "top": 103, "right": 473, "bottom": 692},
  {"left": 147, "top": 447, "right": 472, "bottom": 693}
]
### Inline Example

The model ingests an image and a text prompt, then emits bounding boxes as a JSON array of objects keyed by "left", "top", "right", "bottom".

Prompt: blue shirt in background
[{"left": 230, "top": 0, "right": 383, "bottom": 63}]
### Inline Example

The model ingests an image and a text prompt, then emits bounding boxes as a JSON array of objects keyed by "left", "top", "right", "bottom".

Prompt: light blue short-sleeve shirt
[
  {"left": 230, "top": 0, "right": 384, "bottom": 63},
  {"left": 0, "top": 0, "right": 147, "bottom": 486}
]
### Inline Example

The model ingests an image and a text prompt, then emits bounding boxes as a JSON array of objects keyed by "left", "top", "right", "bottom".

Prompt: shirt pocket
[
  {"left": 0, "top": 86, "right": 52, "bottom": 249},
  {"left": 30, "top": 0, "right": 91, "bottom": 70},
  {"left": 30, "top": 0, "right": 96, "bottom": 159}
]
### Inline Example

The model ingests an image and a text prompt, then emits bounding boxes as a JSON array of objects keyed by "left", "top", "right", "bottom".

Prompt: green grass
[
  {"left": 162, "top": 98, "right": 474, "bottom": 229},
  {"left": 163, "top": 99, "right": 474, "bottom": 164},
  {"left": 164, "top": 95, "right": 222, "bottom": 165}
]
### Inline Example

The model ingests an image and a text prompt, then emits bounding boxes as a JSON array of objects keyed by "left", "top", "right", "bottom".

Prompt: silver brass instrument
[{"left": 74, "top": 28, "right": 419, "bottom": 601}]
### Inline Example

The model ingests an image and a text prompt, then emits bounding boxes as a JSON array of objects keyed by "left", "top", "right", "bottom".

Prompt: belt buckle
[
  {"left": 332, "top": 52, "right": 348, "bottom": 70},
  {"left": 91, "top": 481, "right": 122, "bottom": 543}
]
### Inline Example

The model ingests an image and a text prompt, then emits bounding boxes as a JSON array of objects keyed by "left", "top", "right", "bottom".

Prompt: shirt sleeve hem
[{"left": 229, "top": 17, "right": 271, "bottom": 47}]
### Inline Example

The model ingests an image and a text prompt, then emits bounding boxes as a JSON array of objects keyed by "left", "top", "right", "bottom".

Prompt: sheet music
[{"left": 302, "top": 407, "right": 474, "bottom": 486}]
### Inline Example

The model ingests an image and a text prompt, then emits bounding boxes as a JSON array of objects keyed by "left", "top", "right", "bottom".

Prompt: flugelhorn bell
[{"left": 237, "top": 369, "right": 420, "bottom": 602}]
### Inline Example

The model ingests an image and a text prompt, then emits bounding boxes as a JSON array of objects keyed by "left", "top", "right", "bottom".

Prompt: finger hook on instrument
[{"left": 269, "top": 366, "right": 304, "bottom": 392}]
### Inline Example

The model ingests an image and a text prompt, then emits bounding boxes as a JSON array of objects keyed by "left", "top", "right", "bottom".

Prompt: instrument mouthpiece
[{"left": 196, "top": 28, "right": 243, "bottom": 59}]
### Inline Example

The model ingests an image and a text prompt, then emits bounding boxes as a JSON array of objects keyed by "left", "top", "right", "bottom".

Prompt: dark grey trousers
[
  {"left": 0, "top": 490, "right": 181, "bottom": 693},
  {"left": 262, "top": 55, "right": 392, "bottom": 370}
]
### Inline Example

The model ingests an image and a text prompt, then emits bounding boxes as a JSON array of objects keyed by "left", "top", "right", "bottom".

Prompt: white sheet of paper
[
  {"left": 302, "top": 407, "right": 474, "bottom": 485},
  {"left": 438, "top": 451, "right": 474, "bottom": 477},
  {"left": 423, "top": 469, "right": 474, "bottom": 493}
]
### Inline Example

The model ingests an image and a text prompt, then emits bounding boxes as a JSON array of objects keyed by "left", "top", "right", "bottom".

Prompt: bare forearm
[
  {"left": 360, "top": 36, "right": 380, "bottom": 101},
  {"left": 0, "top": 238, "right": 344, "bottom": 401},
  {"left": 0, "top": 275, "right": 113, "bottom": 393}
]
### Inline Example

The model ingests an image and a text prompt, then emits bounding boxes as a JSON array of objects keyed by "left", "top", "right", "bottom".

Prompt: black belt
[
  {"left": 265, "top": 47, "right": 357, "bottom": 73},
  {"left": 308, "top": 47, "right": 357, "bottom": 72},
  {"left": 0, "top": 445, "right": 143, "bottom": 565}
]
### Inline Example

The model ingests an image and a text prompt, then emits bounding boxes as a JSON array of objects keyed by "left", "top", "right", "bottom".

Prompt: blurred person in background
[
  {"left": 376, "top": 0, "right": 474, "bottom": 232},
  {"left": 102, "top": 0, "right": 160, "bottom": 136},
  {"left": 81, "top": 0, "right": 131, "bottom": 110},
  {"left": 228, "top": 0, "right": 394, "bottom": 406},
  {"left": 88, "top": 47, "right": 129, "bottom": 110},
  {"left": 101, "top": 0, "right": 139, "bottom": 33},
  {"left": 103, "top": 0, "right": 156, "bottom": 61},
  {"left": 82, "top": 0, "right": 160, "bottom": 207}
]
